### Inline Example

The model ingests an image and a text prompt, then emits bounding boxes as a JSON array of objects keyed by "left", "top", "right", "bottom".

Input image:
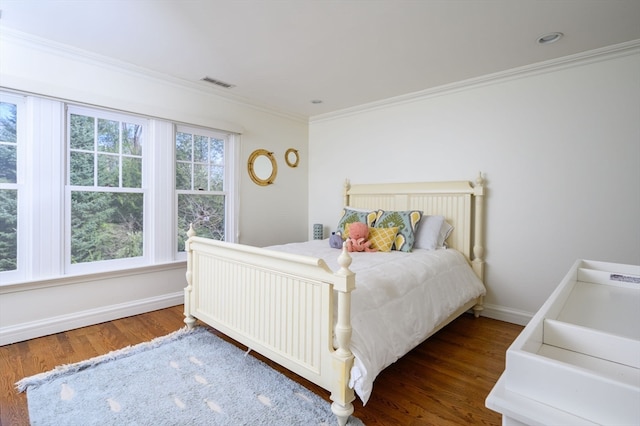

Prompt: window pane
[
  {"left": 210, "top": 165, "right": 224, "bottom": 191},
  {"left": 177, "top": 193, "right": 225, "bottom": 251},
  {"left": 0, "top": 101, "right": 18, "bottom": 184},
  {"left": 97, "top": 118, "right": 119, "bottom": 153},
  {"left": 70, "top": 151, "right": 95, "bottom": 185},
  {"left": 193, "top": 164, "right": 208, "bottom": 191},
  {"left": 0, "top": 145, "right": 17, "bottom": 183},
  {"left": 122, "top": 123, "right": 142, "bottom": 155},
  {"left": 175, "top": 130, "right": 226, "bottom": 193},
  {"left": 175, "top": 162, "right": 191, "bottom": 190},
  {"left": 175, "top": 132, "right": 192, "bottom": 161},
  {"left": 71, "top": 191, "right": 143, "bottom": 263},
  {"left": 0, "top": 102, "right": 17, "bottom": 143},
  {"left": 70, "top": 114, "right": 94, "bottom": 150},
  {"left": 0, "top": 189, "right": 17, "bottom": 272},
  {"left": 194, "top": 135, "right": 208, "bottom": 162},
  {"left": 210, "top": 139, "right": 224, "bottom": 164},
  {"left": 122, "top": 157, "right": 142, "bottom": 188},
  {"left": 97, "top": 154, "right": 119, "bottom": 187}
]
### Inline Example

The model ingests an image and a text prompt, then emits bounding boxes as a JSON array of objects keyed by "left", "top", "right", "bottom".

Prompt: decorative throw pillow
[
  {"left": 336, "top": 207, "right": 377, "bottom": 239},
  {"left": 374, "top": 210, "right": 423, "bottom": 252},
  {"left": 367, "top": 227, "right": 399, "bottom": 252}
]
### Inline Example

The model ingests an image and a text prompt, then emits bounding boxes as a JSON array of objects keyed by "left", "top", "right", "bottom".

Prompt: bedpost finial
[
  {"left": 187, "top": 223, "right": 196, "bottom": 238},
  {"left": 476, "top": 171, "right": 484, "bottom": 187},
  {"left": 337, "top": 242, "right": 353, "bottom": 274}
]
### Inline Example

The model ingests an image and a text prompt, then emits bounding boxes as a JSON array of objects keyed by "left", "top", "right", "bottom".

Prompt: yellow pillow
[
  {"left": 368, "top": 227, "right": 399, "bottom": 252},
  {"left": 343, "top": 223, "right": 351, "bottom": 240}
]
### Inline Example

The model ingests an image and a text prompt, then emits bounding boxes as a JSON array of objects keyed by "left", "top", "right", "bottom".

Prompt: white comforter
[{"left": 268, "top": 239, "right": 486, "bottom": 404}]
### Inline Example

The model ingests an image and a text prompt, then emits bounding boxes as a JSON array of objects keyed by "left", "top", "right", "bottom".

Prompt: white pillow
[
  {"left": 414, "top": 215, "right": 444, "bottom": 250},
  {"left": 414, "top": 215, "right": 454, "bottom": 250},
  {"left": 438, "top": 221, "right": 454, "bottom": 248}
]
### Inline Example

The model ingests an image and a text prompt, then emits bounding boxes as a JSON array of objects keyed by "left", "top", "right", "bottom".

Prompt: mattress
[{"left": 268, "top": 239, "right": 486, "bottom": 404}]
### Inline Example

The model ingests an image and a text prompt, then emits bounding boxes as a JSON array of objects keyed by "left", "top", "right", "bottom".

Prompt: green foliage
[
  {"left": 71, "top": 192, "right": 143, "bottom": 263},
  {"left": 0, "top": 189, "right": 17, "bottom": 271}
]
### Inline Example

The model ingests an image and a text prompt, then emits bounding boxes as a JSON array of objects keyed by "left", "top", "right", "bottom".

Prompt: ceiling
[{"left": 1, "top": 1, "right": 639, "bottom": 118}]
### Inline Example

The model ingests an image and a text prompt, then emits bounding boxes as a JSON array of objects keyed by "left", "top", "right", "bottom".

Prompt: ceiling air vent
[{"left": 200, "top": 76, "right": 236, "bottom": 89}]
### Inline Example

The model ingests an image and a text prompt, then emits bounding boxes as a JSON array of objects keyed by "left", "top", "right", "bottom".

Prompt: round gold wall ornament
[
  {"left": 285, "top": 148, "right": 299, "bottom": 168},
  {"left": 247, "top": 149, "right": 277, "bottom": 186}
]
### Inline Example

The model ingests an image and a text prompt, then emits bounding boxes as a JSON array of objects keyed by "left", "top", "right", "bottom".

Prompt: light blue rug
[{"left": 17, "top": 327, "right": 364, "bottom": 426}]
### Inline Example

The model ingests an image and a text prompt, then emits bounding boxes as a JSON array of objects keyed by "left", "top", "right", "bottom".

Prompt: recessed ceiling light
[
  {"left": 310, "top": 99, "right": 323, "bottom": 104},
  {"left": 537, "top": 32, "right": 563, "bottom": 45}
]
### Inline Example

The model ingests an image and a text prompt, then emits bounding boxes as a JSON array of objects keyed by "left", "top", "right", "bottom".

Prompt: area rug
[{"left": 17, "top": 327, "right": 364, "bottom": 426}]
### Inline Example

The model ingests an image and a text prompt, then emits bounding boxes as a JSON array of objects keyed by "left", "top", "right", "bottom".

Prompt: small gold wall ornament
[
  {"left": 248, "top": 149, "right": 277, "bottom": 186},
  {"left": 285, "top": 148, "right": 299, "bottom": 168}
]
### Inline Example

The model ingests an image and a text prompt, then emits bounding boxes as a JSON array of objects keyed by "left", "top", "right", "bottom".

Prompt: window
[
  {"left": 0, "top": 90, "right": 237, "bottom": 286},
  {"left": 67, "top": 106, "right": 146, "bottom": 268},
  {"left": 175, "top": 126, "right": 232, "bottom": 252},
  {"left": 0, "top": 95, "right": 21, "bottom": 274}
]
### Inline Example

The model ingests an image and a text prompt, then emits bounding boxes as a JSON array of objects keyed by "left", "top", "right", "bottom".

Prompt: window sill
[{"left": 0, "top": 261, "right": 187, "bottom": 295}]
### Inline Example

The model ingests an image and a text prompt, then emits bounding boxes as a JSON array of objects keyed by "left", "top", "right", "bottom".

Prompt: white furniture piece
[
  {"left": 486, "top": 259, "right": 640, "bottom": 426},
  {"left": 183, "top": 176, "right": 486, "bottom": 425}
]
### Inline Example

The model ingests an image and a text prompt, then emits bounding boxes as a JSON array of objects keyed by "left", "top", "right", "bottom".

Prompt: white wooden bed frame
[{"left": 183, "top": 175, "right": 486, "bottom": 425}]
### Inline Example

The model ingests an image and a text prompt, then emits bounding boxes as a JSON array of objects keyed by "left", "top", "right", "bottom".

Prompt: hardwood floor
[{"left": 0, "top": 306, "right": 522, "bottom": 425}]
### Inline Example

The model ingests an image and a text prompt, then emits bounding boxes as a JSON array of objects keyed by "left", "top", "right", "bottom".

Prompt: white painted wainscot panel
[{"left": 486, "top": 259, "right": 640, "bottom": 426}]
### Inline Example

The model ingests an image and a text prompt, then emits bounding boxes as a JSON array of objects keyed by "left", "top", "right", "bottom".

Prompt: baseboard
[
  {"left": 0, "top": 292, "right": 184, "bottom": 346},
  {"left": 480, "top": 303, "right": 532, "bottom": 326},
  {"left": 1, "top": 297, "right": 532, "bottom": 346}
]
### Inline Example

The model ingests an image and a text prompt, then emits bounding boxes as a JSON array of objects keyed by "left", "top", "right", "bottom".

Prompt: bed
[{"left": 183, "top": 175, "right": 486, "bottom": 425}]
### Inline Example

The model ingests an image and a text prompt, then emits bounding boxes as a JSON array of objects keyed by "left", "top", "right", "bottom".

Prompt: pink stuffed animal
[{"left": 345, "top": 222, "right": 377, "bottom": 252}]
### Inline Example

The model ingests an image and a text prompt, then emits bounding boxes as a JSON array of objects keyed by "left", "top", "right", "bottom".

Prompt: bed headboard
[{"left": 344, "top": 174, "right": 485, "bottom": 281}]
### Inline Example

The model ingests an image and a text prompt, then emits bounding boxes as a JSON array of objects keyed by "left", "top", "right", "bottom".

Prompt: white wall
[
  {"left": 308, "top": 46, "right": 640, "bottom": 324},
  {"left": 0, "top": 30, "right": 309, "bottom": 344}
]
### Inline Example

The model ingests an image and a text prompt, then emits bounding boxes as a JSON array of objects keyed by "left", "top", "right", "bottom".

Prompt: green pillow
[{"left": 336, "top": 208, "right": 377, "bottom": 238}]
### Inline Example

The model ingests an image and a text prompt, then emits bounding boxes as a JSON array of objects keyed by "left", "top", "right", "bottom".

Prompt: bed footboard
[{"left": 183, "top": 226, "right": 356, "bottom": 426}]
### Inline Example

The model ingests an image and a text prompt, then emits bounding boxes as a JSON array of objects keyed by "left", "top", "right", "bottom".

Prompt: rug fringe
[{"left": 16, "top": 326, "right": 201, "bottom": 393}]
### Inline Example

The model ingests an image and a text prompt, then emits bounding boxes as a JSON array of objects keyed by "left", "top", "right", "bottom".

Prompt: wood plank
[{"left": 0, "top": 306, "right": 521, "bottom": 426}]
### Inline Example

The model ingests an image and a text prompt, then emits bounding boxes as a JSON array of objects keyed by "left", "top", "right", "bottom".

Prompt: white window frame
[
  {"left": 174, "top": 124, "right": 237, "bottom": 261},
  {"left": 65, "top": 105, "right": 149, "bottom": 275}
]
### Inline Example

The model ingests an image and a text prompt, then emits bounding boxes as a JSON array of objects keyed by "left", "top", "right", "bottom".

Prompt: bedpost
[
  {"left": 472, "top": 172, "right": 486, "bottom": 318},
  {"left": 343, "top": 178, "right": 351, "bottom": 207},
  {"left": 330, "top": 243, "right": 356, "bottom": 426},
  {"left": 183, "top": 224, "right": 197, "bottom": 329}
]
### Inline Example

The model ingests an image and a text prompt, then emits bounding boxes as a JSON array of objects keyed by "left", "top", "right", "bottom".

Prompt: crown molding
[
  {"left": 310, "top": 39, "right": 640, "bottom": 123},
  {"left": 3, "top": 25, "right": 638, "bottom": 126},
  {"left": 0, "top": 26, "right": 308, "bottom": 124}
]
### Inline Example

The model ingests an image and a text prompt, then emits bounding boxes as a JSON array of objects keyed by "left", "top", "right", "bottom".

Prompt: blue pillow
[{"left": 336, "top": 208, "right": 377, "bottom": 238}]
